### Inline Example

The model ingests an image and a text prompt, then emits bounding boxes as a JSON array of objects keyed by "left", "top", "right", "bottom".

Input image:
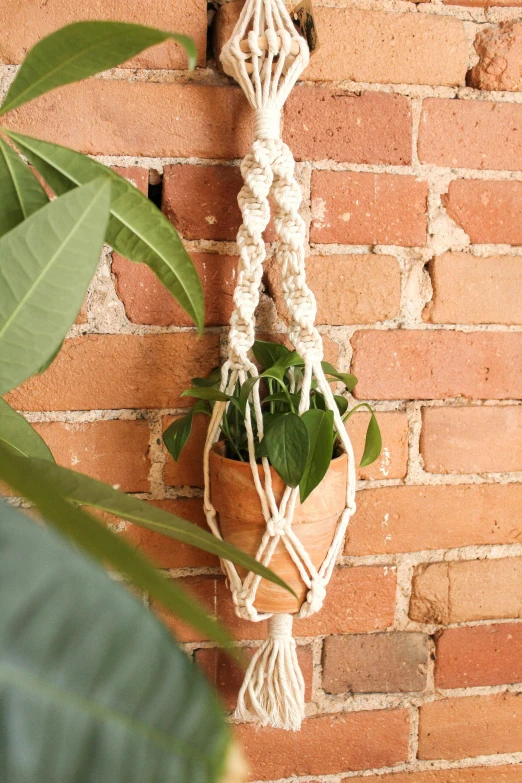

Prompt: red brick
[
  {"left": 113, "top": 252, "right": 238, "bottom": 327},
  {"left": 236, "top": 709, "right": 410, "bottom": 779},
  {"left": 421, "top": 406, "right": 522, "bottom": 474},
  {"left": 5, "top": 334, "right": 220, "bottom": 411},
  {"left": 348, "top": 484, "right": 522, "bottom": 556},
  {"left": 4, "top": 81, "right": 252, "bottom": 158},
  {"left": 419, "top": 99, "right": 522, "bottom": 171},
  {"left": 424, "top": 253, "right": 522, "bottom": 326},
  {"left": 323, "top": 632, "right": 429, "bottom": 694},
  {"left": 419, "top": 693, "right": 522, "bottom": 760},
  {"left": 342, "top": 767, "right": 522, "bottom": 783},
  {"left": 346, "top": 411, "right": 409, "bottom": 481},
  {"left": 284, "top": 89, "right": 412, "bottom": 165},
  {"left": 443, "top": 180, "right": 522, "bottom": 245},
  {"left": 409, "top": 558, "right": 522, "bottom": 624},
  {"left": 163, "top": 414, "right": 208, "bottom": 488},
  {"left": 470, "top": 20, "right": 522, "bottom": 91},
  {"left": 32, "top": 419, "right": 150, "bottom": 492},
  {"left": 122, "top": 498, "right": 218, "bottom": 569},
  {"left": 112, "top": 166, "right": 148, "bottom": 194},
  {"left": 351, "top": 330, "right": 522, "bottom": 401},
  {"left": 311, "top": 171, "right": 427, "bottom": 246},
  {"left": 195, "top": 644, "right": 313, "bottom": 710},
  {"left": 267, "top": 254, "right": 401, "bottom": 326},
  {"left": 0, "top": 0, "right": 207, "bottom": 69},
  {"left": 215, "top": 4, "right": 468, "bottom": 86},
  {"left": 435, "top": 623, "right": 522, "bottom": 689},
  {"left": 447, "top": 0, "right": 522, "bottom": 4}
]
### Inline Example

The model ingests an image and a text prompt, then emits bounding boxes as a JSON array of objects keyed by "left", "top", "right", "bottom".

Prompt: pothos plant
[
  {"left": 164, "top": 339, "right": 382, "bottom": 502},
  {"left": 0, "top": 20, "right": 289, "bottom": 783}
]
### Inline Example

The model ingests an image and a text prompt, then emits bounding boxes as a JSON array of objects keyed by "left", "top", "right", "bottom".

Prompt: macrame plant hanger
[{"left": 202, "top": 0, "right": 357, "bottom": 730}]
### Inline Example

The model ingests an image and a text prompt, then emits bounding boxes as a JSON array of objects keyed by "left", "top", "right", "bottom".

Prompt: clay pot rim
[{"left": 210, "top": 440, "right": 347, "bottom": 472}]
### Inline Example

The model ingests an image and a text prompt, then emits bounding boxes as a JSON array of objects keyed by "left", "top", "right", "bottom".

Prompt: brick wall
[{"left": 3, "top": 0, "right": 522, "bottom": 780}]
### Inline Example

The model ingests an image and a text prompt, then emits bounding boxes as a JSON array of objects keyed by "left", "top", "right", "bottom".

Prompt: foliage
[{"left": 165, "top": 339, "right": 382, "bottom": 503}]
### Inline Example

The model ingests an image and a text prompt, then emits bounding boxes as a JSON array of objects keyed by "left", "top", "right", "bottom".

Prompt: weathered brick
[
  {"left": 347, "top": 411, "right": 409, "bottom": 481},
  {"left": 419, "top": 99, "right": 522, "bottom": 171},
  {"left": 122, "top": 498, "right": 218, "bottom": 569},
  {"left": 419, "top": 693, "right": 522, "bottom": 760},
  {"left": 235, "top": 709, "right": 410, "bottom": 779},
  {"left": 347, "top": 484, "right": 522, "bottom": 556},
  {"left": 421, "top": 406, "right": 522, "bottom": 474},
  {"left": 284, "top": 89, "right": 412, "bottom": 165},
  {"left": 215, "top": 3, "right": 468, "bottom": 86},
  {"left": 32, "top": 419, "right": 150, "bottom": 492},
  {"left": 443, "top": 180, "right": 522, "bottom": 245},
  {"left": 113, "top": 252, "right": 238, "bottom": 327},
  {"left": 162, "top": 414, "right": 208, "bottom": 488},
  {"left": 351, "top": 331, "right": 522, "bottom": 401},
  {"left": 409, "top": 558, "right": 522, "bottom": 624},
  {"left": 6, "top": 334, "right": 220, "bottom": 411},
  {"left": 266, "top": 254, "right": 401, "bottom": 326},
  {"left": 323, "top": 632, "right": 429, "bottom": 694},
  {"left": 0, "top": 0, "right": 207, "bottom": 69},
  {"left": 435, "top": 623, "right": 522, "bottom": 689},
  {"left": 424, "top": 253, "right": 522, "bottom": 325},
  {"left": 311, "top": 172, "right": 427, "bottom": 246},
  {"left": 470, "top": 20, "right": 522, "bottom": 91},
  {"left": 4, "top": 81, "right": 252, "bottom": 158},
  {"left": 339, "top": 767, "right": 522, "bottom": 783},
  {"left": 447, "top": 0, "right": 522, "bottom": 4},
  {"left": 195, "top": 645, "right": 313, "bottom": 710}
]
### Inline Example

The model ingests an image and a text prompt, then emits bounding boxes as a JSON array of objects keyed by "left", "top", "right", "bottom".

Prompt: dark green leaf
[
  {"left": 0, "top": 177, "right": 110, "bottom": 395},
  {"left": 252, "top": 340, "right": 289, "bottom": 369},
  {"left": 262, "top": 391, "right": 300, "bottom": 408},
  {"left": 264, "top": 413, "right": 309, "bottom": 488},
  {"left": 5, "top": 132, "right": 204, "bottom": 332},
  {"left": 163, "top": 411, "right": 194, "bottom": 463},
  {"left": 360, "top": 410, "right": 382, "bottom": 467},
  {"left": 0, "top": 138, "right": 48, "bottom": 236},
  {"left": 0, "top": 21, "right": 196, "bottom": 115},
  {"left": 191, "top": 367, "right": 222, "bottom": 387},
  {"left": 260, "top": 366, "right": 287, "bottom": 384},
  {"left": 0, "top": 501, "right": 229, "bottom": 782},
  {"left": 0, "top": 398, "right": 54, "bottom": 461},
  {"left": 321, "top": 361, "right": 358, "bottom": 392},
  {"left": 238, "top": 376, "right": 260, "bottom": 417},
  {"left": 181, "top": 387, "right": 240, "bottom": 411},
  {"left": 299, "top": 409, "right": 334, "bottom": 503},
  {"left": 273, "top": 350, "right": 304, "bottom": 370},
  {"left": 0, "top": 443, "right": 235, "bottom": 649},
  {"left": 1, "top": 450, "right": 293, "bottom": 596},
  {"left": 334, "top": 394, "right": 349, "bottom": 416}
]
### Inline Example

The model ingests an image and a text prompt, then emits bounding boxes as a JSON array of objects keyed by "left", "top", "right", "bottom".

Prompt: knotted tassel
[{"left": 234, "top": 614, "right": 305, "bottom": 731}]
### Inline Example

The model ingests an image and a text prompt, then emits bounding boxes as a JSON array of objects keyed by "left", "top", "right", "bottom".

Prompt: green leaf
[
  {"left": 238, "top": 376, "right": 260, "bottom": 417},
  {"left": 192, "top": 367, "right": 222, "bottom": 387},
  {"left": 313, "top": 392, "right": 348, "bottom": 417},
  {"left": 0, "top": 21, "right": 196, "bottom": 115},
  {"left": 321, "top": 361, "right": 358, "bottom": 392},
  {"left": 163, "top": 412, "right": 194, "bottom": 463},
  {"left": 0, "top": 138, "right": 48, "bottom": 237},
  {"left": 299, "top": 409, "right": 334, "bottom": 503},
  {"left": 360, "top": 410, "right": 382, "bottom": 467},
  {"left": 0, "top": 443, "right": 235, "bottom": 649},
  {"left": 262, "top": 392, "right": 300, "bottom": 407},
  {"left": 1, "top": 450, "right": 293, "bottom": 596},
  {"left": 260, "top": 366, "right": 287, "bottom": 384},
  {"left": 181, "top": 387, "right": 241, "bottom": 412},
  {"left": 0, "top": 501, "right": 229, "bottom": 782},
  {"left": 252, "top": 340, "right": 290, "bottom": 369},
  {"left": 273, "top": 350, "right": 304, "bottom": 370},
  {"left": 0, "top": 398, "right": 54, "bottom": 461},
  {"left": 0, "top": 177, "right": 110, "bottom": 395},
  {"left": 264, "top": 413, "right": 309, "bottom": 488},
  {"left": 5, "top": 132, "right": 204, "bottom": 333}
]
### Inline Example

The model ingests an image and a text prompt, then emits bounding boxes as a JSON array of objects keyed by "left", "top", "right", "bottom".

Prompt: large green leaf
[
  {"left": 3, "top": 451, "right": 293, "bottom": 595},
  {"left": 360, "top": 410, "right": 382, "bottom": 467},
  {"left": 0, "top": 398, "right": 54, "bottom": 461},
  {"left": 0, "top": 443, "right": 235, "bottom": 649},
  {"left": 0, "top": 177, "right": 110, "bottom": 395},
  {"left": 263, "top": 412, "right": 309, "bottom": 488},
  {"left": 0, "top": 138, "right": 48, "bottom": 237},
  {"left": 252, "top": 340, "right": 290, "bottom": 369},
  {"left": 6, "top": 131, "right": 204, "bottom": 332},
  {"left": 0, "top": 21, "right": 196, "bottom": 115},
  {"left": 321, "top": 361, "right": 358, "bottom": 392},
  {"left": 163, "top": 400, "right": 209, "bottom": 462},
  {"left": 0, "top": 500, "right": 229, "bottom": 783},
  {"left": 299, "top": 409, "right": 334, "bottom": 503}
]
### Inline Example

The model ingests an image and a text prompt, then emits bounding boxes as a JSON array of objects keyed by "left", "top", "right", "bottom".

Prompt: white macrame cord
[{"left": 202, "top": 0, "right": 357, "bottom": 731}]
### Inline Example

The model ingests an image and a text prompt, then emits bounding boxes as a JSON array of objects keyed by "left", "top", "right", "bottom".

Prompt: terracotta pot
[{"left": 209, "top": 443, "right": 347, "bottom": 614}]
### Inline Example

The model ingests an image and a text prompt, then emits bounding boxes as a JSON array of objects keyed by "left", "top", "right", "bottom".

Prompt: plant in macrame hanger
[{"left": 164, "top": 0, "right": 382, "bottom": 732}]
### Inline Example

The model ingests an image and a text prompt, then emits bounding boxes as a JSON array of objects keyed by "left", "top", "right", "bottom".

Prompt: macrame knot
[
  {"left": 267, "top": 515, "right": 289, "bottom": 537},
  {"left": 268, "top": 612, "right": 293, "bottom": 640},
  {"left": 254, "top": 108, "right": 281, "bottom": 140},
  {"left": 306, "top": 580, "right": 327, "bottom": 613}
]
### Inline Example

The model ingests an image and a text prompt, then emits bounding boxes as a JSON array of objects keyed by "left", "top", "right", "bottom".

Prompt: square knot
[
  {"left": 267, "top": 515, "right": 289, "bottom": 537},
  {"left": 306, "top": 580, "right": 326, "bottom": 612}
]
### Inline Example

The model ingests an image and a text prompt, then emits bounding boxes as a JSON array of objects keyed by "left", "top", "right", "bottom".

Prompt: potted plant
[{"left": 164, "top": 337, "right": 381, "bottom": 613}]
